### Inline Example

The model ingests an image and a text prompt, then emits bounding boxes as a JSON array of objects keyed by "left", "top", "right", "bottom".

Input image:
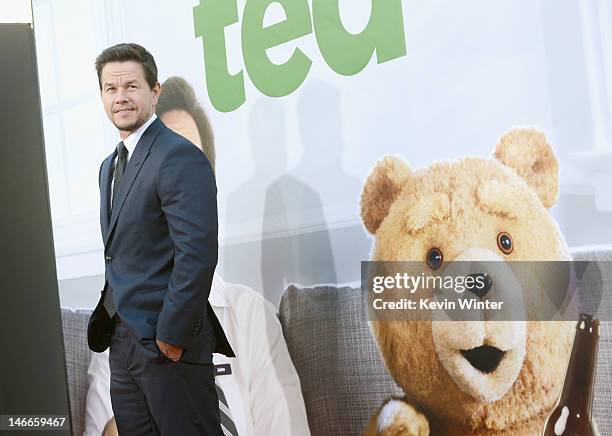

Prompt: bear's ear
[
  {"left": 493, "top": 127, "right": 559, "bottom": 208},
  {"left": 360, "top": 156, "right": 413, "bottom": 234}
]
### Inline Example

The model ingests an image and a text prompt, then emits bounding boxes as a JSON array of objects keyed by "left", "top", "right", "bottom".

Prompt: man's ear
[
  {"left": 360, "top": 155, "right": 413, "bottom": 234},
  {"left": 152, "top": 81, "right": 161, "bottom": 104},
  {"left": 493, "top": 127, "right": 559, "bottom": 208}
]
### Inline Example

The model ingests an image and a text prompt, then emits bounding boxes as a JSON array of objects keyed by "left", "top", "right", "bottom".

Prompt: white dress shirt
[
  {"left": 110, "top": 113, "right": 157, "bottom": 201},
  {"left": 84, "top": 348, "right": 113, "bottom": 436},
  {"left": 83, "top": 275, "right": 311, "bottom": 436},
  {"left": 209, "top": 276, "right": 311, "bottom": 436}
]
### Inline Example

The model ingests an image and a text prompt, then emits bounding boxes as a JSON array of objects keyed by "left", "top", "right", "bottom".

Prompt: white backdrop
[{"left": 31, "top": 0, "right": 612, "bottom": 307}]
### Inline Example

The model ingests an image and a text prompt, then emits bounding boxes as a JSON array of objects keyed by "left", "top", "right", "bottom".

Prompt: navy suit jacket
[{"left": 87, "top": 118, "right": 234, "bottom": 362}]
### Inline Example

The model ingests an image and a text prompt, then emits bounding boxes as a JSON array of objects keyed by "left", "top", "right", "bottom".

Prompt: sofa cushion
[
  {"left": 572, "top": 246, "right": 612, "bottom": 436},
  {"left": 279, "top": 284, "right": 403, "bottom": 435},
  {"left": 279, "top": 246, "right": 612, "bottom": 436},
  {"left": 61, "top": 308, "right": 92, "bottom": 436}
]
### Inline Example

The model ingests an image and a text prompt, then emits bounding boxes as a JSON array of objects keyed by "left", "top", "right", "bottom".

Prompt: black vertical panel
[{"left": 0, "top": 24, "right": 71, "bottom": 436}]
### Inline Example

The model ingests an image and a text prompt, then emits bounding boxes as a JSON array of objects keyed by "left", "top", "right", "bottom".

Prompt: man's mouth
[
  {"left": 115, "top": 108, "right": 134, "bottom": 114},
  {"left": 460, "top": 345, "right": 506, "bottom": 373}
]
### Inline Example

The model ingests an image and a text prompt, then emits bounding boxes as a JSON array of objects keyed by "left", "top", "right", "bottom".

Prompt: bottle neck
[{"left": 558, "top": 318, "right": 599, "bottom": 415}]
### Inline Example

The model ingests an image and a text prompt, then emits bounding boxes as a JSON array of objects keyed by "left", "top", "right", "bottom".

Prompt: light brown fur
[{"left": 361, "top": 128, "right": 574, "bottom": 436}]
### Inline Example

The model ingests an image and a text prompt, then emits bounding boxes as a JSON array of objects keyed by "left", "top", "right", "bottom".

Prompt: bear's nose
[{"left": 467, "top": 273, "right": 492, "bottom": 297}]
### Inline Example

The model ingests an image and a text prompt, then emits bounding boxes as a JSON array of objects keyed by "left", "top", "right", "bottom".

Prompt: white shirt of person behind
[{"left": 83, "top": 275, "right": 311, "bottom": 436}]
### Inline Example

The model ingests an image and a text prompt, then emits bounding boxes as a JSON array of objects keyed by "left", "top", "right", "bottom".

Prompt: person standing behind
[
  {"left": 87, "top": 43, "right": 233, "bottom": 436},
  {"left": 156, "top": 77, "right": 311, "bottom": 436}
]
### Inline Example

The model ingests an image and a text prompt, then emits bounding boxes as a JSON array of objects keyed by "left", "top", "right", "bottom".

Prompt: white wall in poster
[{"left": 32, "top": 0, "right": 612, "bottom": 307}]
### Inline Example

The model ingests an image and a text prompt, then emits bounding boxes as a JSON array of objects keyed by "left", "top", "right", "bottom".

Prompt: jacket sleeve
[{"left": 155, "top": 142, "right": 218, "bottom": 348}]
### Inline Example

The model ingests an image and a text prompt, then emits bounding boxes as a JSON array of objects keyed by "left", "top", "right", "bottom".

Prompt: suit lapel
[
  {"left": 100, "top": 152, "right": 116, "bottom": 241},
  {"left": 104, "top": 118, "right": 164, "bottom": 247}
]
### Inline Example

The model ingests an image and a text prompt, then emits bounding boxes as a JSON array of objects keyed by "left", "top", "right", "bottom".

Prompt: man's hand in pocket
[{"left": 156, "top": 339, "right": 183, "bottom": 361}]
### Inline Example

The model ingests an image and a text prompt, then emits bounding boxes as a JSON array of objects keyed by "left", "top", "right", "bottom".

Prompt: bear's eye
[
  {"left": 426, "top": 248, "right": 443, "bottom": 270},
  {"left": 497, "top": 232, "right": 513, "bottom": 255}
]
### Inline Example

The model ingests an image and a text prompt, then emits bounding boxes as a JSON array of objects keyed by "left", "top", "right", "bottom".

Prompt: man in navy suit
[{"left": 87, "top": 43, "right": 233, "bottom": 436}]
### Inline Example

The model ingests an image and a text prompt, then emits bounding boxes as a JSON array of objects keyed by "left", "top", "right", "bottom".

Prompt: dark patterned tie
[
  {"left": 216, "top": 383, "right": 239, "bottom": 436},
  {"left": 102, "top": 142, "right": 128, "bottom": 318}
]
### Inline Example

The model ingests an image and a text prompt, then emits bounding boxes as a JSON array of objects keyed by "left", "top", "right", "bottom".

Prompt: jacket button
[{"left": 105, "top": 256, "right": 112, "bottom": 264}]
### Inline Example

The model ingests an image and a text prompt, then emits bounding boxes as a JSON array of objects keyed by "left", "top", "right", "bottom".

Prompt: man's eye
[
  {"left": 129, "top": 85, "right": 137, "bottom": 89},
  {"left": 106, "top": 87, "right": 115, "bottom": 92}
]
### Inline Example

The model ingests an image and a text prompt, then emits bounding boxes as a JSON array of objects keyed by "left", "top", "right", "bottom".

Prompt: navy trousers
[{"left": 109, "top": 319, "right": 223, "bottom": 436}]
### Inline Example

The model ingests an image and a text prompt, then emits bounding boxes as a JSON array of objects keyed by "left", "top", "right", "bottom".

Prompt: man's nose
[{"left": 114, "top": 88, "right": 129, "bottom": 103}]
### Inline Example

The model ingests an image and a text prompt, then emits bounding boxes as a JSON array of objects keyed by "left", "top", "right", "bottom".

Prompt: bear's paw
[{"left": 376, "top": 400, "right": 429, "bottom": 436}]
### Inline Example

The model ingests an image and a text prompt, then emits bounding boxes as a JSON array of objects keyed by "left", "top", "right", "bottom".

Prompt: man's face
[{"left": 100, "top": 61, "right": 160, "bottom": 138}]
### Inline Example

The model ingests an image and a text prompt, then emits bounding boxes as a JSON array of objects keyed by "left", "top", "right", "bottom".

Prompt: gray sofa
[{"left": 62, "top": 246, "right": 611, "bottom": 436}]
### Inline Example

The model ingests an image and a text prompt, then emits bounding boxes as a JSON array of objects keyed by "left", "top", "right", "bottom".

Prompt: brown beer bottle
[{"left": 542, "top": 313, "right": 600, "bottom": 436}]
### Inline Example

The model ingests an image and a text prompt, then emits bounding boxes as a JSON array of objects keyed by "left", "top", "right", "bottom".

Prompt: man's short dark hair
[
  {"left": 95, "top": 43, "right": 158, "bottom": 90},
  {"left": 156, "top": 76, "right": 216, "bottom": 170}
]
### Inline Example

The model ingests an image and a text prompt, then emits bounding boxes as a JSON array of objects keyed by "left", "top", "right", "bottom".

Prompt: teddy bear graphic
[{"left": 361, "top": 128, "right": 578, "bottom": 436}]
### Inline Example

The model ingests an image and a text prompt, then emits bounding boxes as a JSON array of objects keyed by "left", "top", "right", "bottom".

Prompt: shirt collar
[{"left": 120, "top": 113, "right": 157, "bottom": 156}]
